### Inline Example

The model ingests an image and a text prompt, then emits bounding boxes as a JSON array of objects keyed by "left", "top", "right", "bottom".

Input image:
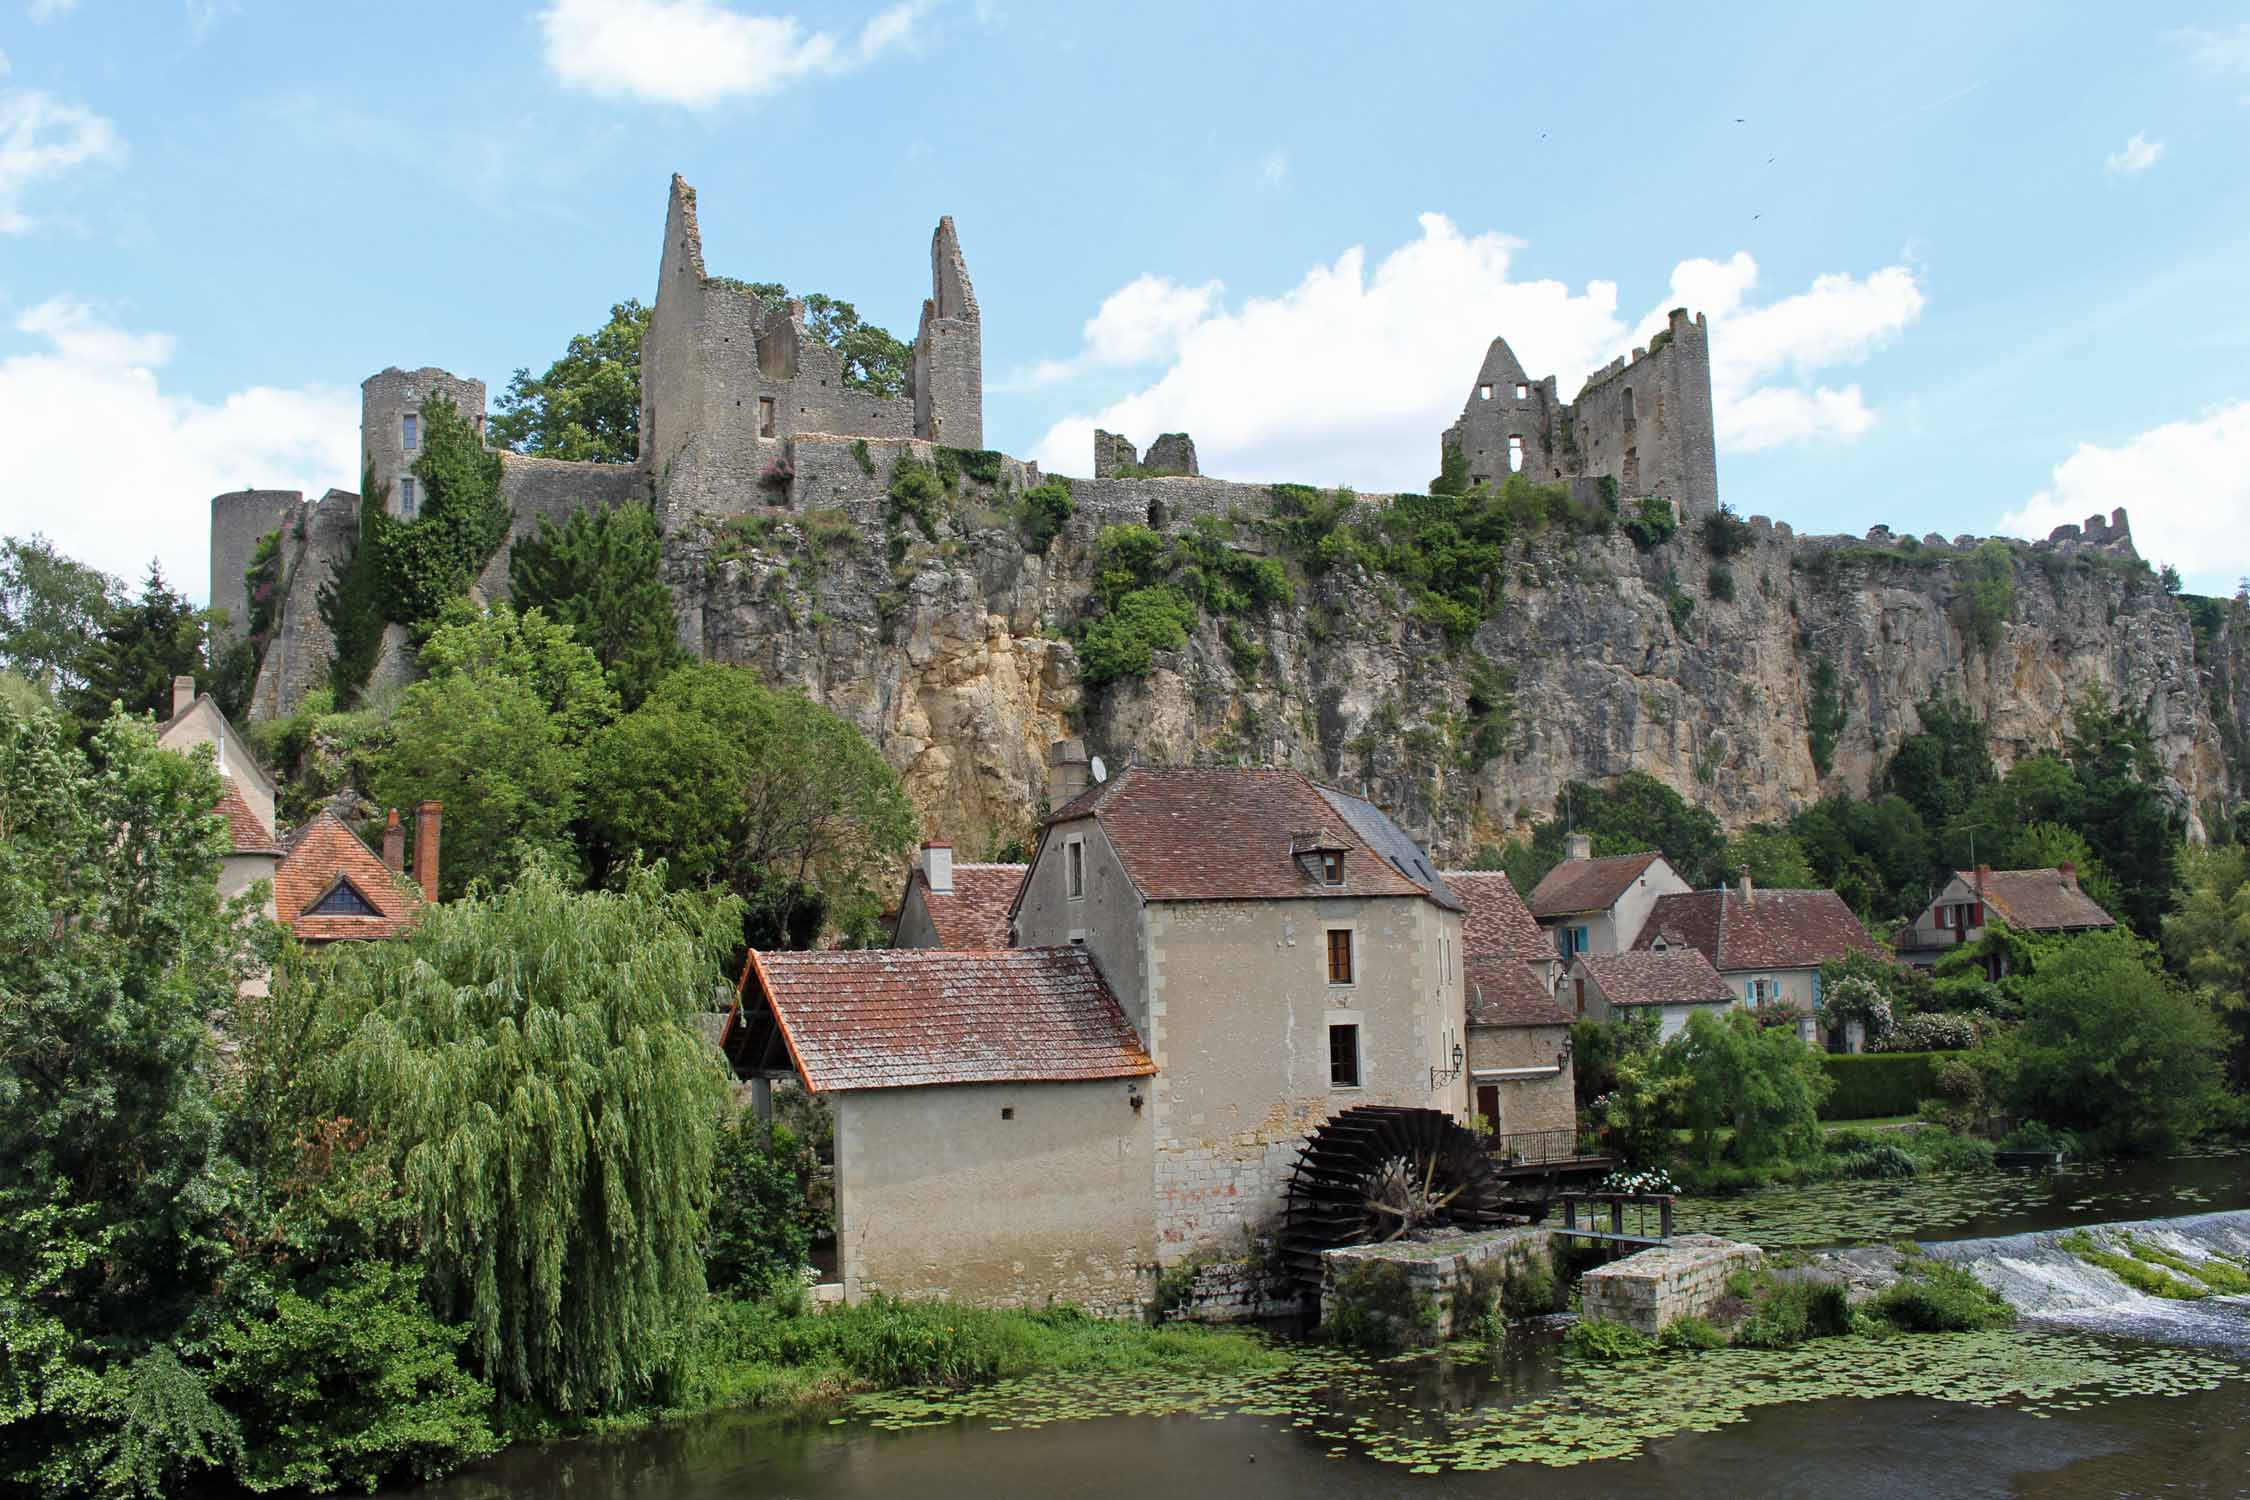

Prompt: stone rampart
[
  {"left": 1578, "top": 1234, "right": 1761, "bottom": 1336},
  {"left": 209, "top": 489, "right": 303, "bottom": 646}
]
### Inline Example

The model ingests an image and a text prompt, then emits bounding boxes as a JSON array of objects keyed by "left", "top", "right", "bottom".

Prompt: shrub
[
  {"left": 1700, "top": 504, "right": 1755, "bottom": 560},
  {"left": 1708, "top": 563, "right": 1736, "bottom": 602},
  {"left": 1879, "top": 1012, "right": 1980, "bottom": 1052},
  {"left": 706, "top": 1112, "right": 815, "bottom": 1296},
  {"left": 1499, "top": 1257, "right": 1558, "bottom": 1320},
  {"left": 1807, "top": 657, "right": 1847, "bottom": 777},
  {"left": 1077, "top": 586, "right": 1197, "bottom": 685},
  {"left": 211, "top": 1262, "right": 497, "bottom": 1494},
  {"left": 1564, "top": 1318, "right": 1655, "bottom": 1361},
  {"left": 1657, "top": 1315, "right": 1729, "bottom": 1351},
  {"left": 1818, "top": 1051, "right": 1945, "bottom": 1120},
  {"left": 1016, "top": 478, "right": 1075, "bottom": 553},
  {"left": 1622, "top": 496, "right": 1678, "bottom": 550},
  {"left": 1733, "top": 1281, "right": 1851, "bottom": 1348},
  {"left": 885, "top": 453, "right": 949, "bottom": 541},
  {"left": 1869, "top": 1258, "right": 2014, "bottom": 1332},
  {"left": 1832, "top": 1142, "right": 1921, "bottom": 1179}
]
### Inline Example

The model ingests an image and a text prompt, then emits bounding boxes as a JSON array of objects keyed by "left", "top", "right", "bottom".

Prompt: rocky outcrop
[{"left": 670, "top": 447, "right": 2244, "bottom": 858}]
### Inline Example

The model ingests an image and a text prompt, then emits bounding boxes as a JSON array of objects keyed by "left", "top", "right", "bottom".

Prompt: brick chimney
[
  {"left": 1737, "top": 867, "right": 1755, "bottom": 907},
  {"left": 171, "top": 675, "right": 196, "bottom": 719},
  {"left": 1047, "top": 739, "right": 1091, "bottom": 806},
  {"left": 2059, "top": 860, "right": 2078, "bottom": 888},
  {"left": 381, "top": 808, "right": 404, "bottom": 873},
  {"left": 1566, "top": 832, "right": 1592, "bottom": 863},
  {"left": 921, "top": 840, "right": 954, "bottom": 894},
  {"left": 413, "top": 801, "right": 442, "bottom": 902}
]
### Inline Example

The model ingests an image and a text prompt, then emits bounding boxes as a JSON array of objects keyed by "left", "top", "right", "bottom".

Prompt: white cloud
[
  {"left": 30, "top": 0, "right": 81, "bottom": 20},
  {"left": 537, "top": 0, "right": 928, "bottom": 107},
  {"left": 2168, "top": 22, "right": 2250, "bottom": 81},
  {"left": 2105, "top": 130, "right": 2164, "bottom": 176},
  {"left": 1258, "top": 149, "right": 1289, "bottom": 189},
  {"left": 0, "top": 79, "right": 126, "bottom": 233},
  {"left": 1028, "top": 219, "right": 1923, "bottom": 483},
  {"left": 2000, "top": 403, "right": 2250, "bottom": 596},
  {"left": 1001, "top": 273, "right": 1224, "bottom": 390},
  {"left": 0, "top": 299, "right": 358, "bottom": 603}
]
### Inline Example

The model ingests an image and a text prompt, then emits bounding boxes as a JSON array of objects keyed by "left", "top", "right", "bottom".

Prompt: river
[{"left": 390, "top": 1151, "right": 2250, "bottom": 1500}]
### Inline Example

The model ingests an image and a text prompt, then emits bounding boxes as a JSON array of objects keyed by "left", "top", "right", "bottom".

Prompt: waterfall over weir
[{"left": 1925, "top": 1209, "right": 2250, "bottom": 1351}]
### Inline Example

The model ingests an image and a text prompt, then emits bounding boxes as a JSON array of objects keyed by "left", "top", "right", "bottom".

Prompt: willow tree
[{"left": 324, "top": 862, "right": 738, "bottom": 1412}]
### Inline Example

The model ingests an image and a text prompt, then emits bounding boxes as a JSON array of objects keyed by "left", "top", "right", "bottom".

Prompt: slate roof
[
  {"left": 1313, "top": 785, "right": 1460, "bottom": 909},
  {"left": 1529, "top": 852, "right": 1665, "bottom": 919},
  {"left": 215, "top": 782, "right": 279, "bottom": 857},
  {"left": 1955, "top": 868, "right": 2116, "bottom": 933},
  {"left": 1577, "top": 949, "right": 1735, "bottom": 1007},
  {"left": 900, "top": 863, "right": 1025, "bottom": 949},
  {"left": 1043, "top": 765, "right": 1452, "bottom": 908},
  {"left": 1444, "top": 871, "right": 1547, "bottom": 960},
  {"left": 274, "top": 811, "right": 425, "bottom": 942},
  {"left": 732, "top": 946, "right": 1155, "bottom": 1093},
  {"left": 1635, "top": 888, "right": 1885, "bottom": 973},
  {"left": 1464, "top": 956, "right": 1573, "bottom": 1028}
]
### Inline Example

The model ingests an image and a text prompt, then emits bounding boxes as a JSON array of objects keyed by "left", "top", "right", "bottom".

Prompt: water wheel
[{"left": 1278, "top": 1104, "right": 1536, "bottom": 1295}]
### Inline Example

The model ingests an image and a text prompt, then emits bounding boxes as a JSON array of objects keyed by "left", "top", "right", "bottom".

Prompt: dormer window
[{"left": 1320, "top": 851, "right": 1345, "bottom": 885}]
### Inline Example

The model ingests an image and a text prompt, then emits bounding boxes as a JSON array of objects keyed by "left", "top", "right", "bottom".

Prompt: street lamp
[{"left": 1431, "top": 1041, "right": 1465, "bottom": 1090}]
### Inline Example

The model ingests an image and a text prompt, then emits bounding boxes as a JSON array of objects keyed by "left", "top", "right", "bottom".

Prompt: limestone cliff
[{"left": 667, "top": 438, "right": 2242, "bottom": 861}]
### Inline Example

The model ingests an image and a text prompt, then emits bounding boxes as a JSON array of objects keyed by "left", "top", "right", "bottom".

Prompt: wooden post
[
  {"left": 1660, "top": 1198, "right": 1675, "bottom": 1239},
  {"left": 1564, "top": 1198, "right": 1577, "bottom": 1235},
  {"left": 1610, "top": 1198, "right": 1624, "bottom": 1238}
]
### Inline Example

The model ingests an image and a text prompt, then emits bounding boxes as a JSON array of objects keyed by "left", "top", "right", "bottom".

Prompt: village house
[
  {"left": 1892, "top": 863, "right": 2116, "bottom": 977},
  {"left": 1570, "top": 948, "right": 1738, "bottom": 1040},
  {"left": 156, "top": 675, "right": 430, "bottom": 964},
  {"left": 1527, "top": 837, "right": 1691, "bottom": 966},
  {"left": 1443, "top": 871, "right": 1576, "bottom": 1154},
  {"left": 724, "top": 758, "right": 1471, "bottom": 1313},
  {"left": 1631, "top": 874, "right": 1888, "bottom": 1047},
  {"left": 890, "top": 841, "right": 1025, "bottom": 950}
]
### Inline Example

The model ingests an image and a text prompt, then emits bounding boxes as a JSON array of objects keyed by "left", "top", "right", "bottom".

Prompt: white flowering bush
[
  {"left": 1595, "top": 1167, "right": 1678, "bottom": 1196},
  {"left": 1817, "top": 975, "right": 1894, "bottom": 1042},
  {"left": 1876, "top": 1011, "right": 1981, "bottom": 1052}
]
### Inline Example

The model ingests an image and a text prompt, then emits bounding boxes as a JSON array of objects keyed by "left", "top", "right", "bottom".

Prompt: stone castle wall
[
  {"left": 208, "top": 489, "right": 302, "bottom": 646},
  {"left": 363, "top": 367, "right": 487, "bottom": 515}
]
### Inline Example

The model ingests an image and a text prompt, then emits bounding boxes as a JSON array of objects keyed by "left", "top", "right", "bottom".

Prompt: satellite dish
[{"left": 1090, "top": 755, "right": 1109, "bottom": 784}]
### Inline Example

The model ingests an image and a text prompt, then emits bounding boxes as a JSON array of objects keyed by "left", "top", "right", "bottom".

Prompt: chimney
[
  {"left": 2059, "top": 860, "right": 2078, "bottom": 888},
  {"left": 413, "top": 801, "right": 442, "bottom": 902},
  {"left": 381, "top": 808, "right": 404, "bottom": 873},
  {"left": 921, "top": 840, "right": 954, "bottom": 894},
  {"left": 1737, "top": 867, "right": 1754, "bottom": 906},
  {"left": 1047, "top": 738, "right": 1091, "bottom": 806},
  {"left": 1566, "top": 832, "right": 1592, "bottom": 863},
  {"left": 171, "top": 675, "right": 196, "bottom": 719}
]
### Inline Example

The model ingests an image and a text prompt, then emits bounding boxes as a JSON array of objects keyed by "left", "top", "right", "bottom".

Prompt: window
[
  {"left": 1000, "top": 1107, "right": 1015, "bottom": 1120},
  {"left": 1514, "top": 383, "right": 1529, "bottom": 400},
  {"left": 307, "top": 879, "right": 379, "bottom": 917},
  {"left": 398, "top": 477, "right": 417, "bottom": 517},
  {"left": 1328, "top": 1023, "right": 1361, "bottom": 1088},
  {"left": 758, "top": 396, "right": 777, "bottom": 437},
  {"left": 1508, "top": 435, "right": 1525, "bottom": 472},
  {"left": 401, "top": 413, "right": 419, "bottom": 450},
  {"left": 1326, "top": 928, "right": 1354, "bottom": 985},
  {"left": 1748, "top": 977, "right": 1772, "bottom": 1004},
  {"left": 1066, "top": 839, "right": 1085, "bottom": 900},
  {"left": 1557, "top": 925, "right": 1590, "bottom": 959},
  {"left": 1478, "top": 383, "right": 1493, "bottom": 401},
  {"left": 1320, "top": 850, "right": 1345, "bottom": 885}
]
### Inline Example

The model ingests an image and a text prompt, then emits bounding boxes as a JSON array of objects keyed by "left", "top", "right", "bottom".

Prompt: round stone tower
[{"left": 361, "top": 367, "right": 487, "bottom": 517}]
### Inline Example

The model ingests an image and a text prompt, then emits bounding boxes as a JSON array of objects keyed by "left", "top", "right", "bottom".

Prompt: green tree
[
  {"left": 705, "top": 1113, "right": 814, "bottom": 1296},
  {"left": 506, "top": 503, "right": 685, "bottom": 709},
  {"left": 1668, "top": 1009, "right": 1831, "bottom": 1168},
  {"left": 1881, "top": 697, "right": 1995, "bottom": 826},
  {"left": 2058, "top": 691, "right": 2182, "bottom": 934},
  {"left": 2165, "top": 843, "right": 2250, "bottom": 1087},
  {"left": 1725, "top": 824, "right": 1818, "bottom": 890},
  {"left": 584, "top": 664, "right": 917, "bottom": 944},
  {"left": 730, "top": 284, "right": 912, "bottom": 398},
  {"left": 0, "top": 535, "right": 120, "bottom": 698},
  {"left": 488, "top": 299, "right": 648, "bottom": 463},
  {"left": 1504, "top": 772, "right": 1730, "bottom": 893},
  {"left": 0, "top": 704, "right": 268, "bottom": 1493},
  {"left": 1789, "top": 794, "right": 1933, "bottom": 927},
  {"left": 319, "top": 862, "right": 737, "bottom": 1412},
  {"left": 380, "top": 398, "right": 511, "bottom": 633},
  {"left": 317, "top": 468, "right": 392, "bottom": 705},
  {"left": 66, "top": 562, "right": 206, "bottom": 729},
  {"left": 1991, "top": 926, "right": 2226, "bottom": 1152},
  {"left": 369, "top": 605, "right": 613, "bottom": 897}
]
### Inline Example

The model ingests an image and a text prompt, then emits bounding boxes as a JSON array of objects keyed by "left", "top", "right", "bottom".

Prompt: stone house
[
  {"left": 1527, "top": 837, "right": 1691, "bottom": 967},
  {"left": 890, "top": 841, "right": 1025, "bottom": 950},
  {"left": 1571, "top": 949, "right": 1737, "bottom": 1040},
  {"left": 1444, "top": 871, "right": 1576, "bottom": 1150},
  {"left": 1892, "top": 863, "right": 2116, "bottom": 976},
  {"left": 724, "top": 761, "right": 1470, "bottom": 1311},
  {"left": 156, "top": 675, "right": 283, "bottom": 920},
  {"left": 1631, "top": 875, "right": 1888, "bottom": 1046}
]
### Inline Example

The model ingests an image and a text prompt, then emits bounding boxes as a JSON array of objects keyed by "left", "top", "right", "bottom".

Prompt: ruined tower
[
  {"left": 362, "top": 367, "right": 487, "bottom": 517},
  {"left": 1442, "top": 307, "right": 1718, "bottom": 517},
  {"left": 912, "top": 216, "right": 983, "bottom": 448}
]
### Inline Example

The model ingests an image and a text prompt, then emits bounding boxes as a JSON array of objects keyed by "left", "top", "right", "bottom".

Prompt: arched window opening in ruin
[
  {"left": 1148, "top": 499, "right": 1167, "bottom": 529},
  {"left": 758, "top": 397, "right": 776, "bottom": 438},
  {"left": 1508, "top": 436, "right": 1525, "bottom": 473}
]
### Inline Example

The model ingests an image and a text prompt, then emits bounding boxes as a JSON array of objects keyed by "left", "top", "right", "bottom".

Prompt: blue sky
[{"left": 4, "top": 0, "right": 2247, "bottom": 602}]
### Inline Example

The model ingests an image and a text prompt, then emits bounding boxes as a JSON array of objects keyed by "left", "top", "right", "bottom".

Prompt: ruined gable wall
[
  {"left": 1571, "top": 310, "right": 1718, "bottom": 516},
  {"left": 912, "top": 216, "right": 982, "bottom": 448}
]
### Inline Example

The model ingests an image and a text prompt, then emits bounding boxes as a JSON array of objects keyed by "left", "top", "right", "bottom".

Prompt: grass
[
  {"left": 1667, "top": 1125, "right": 1994, "bottom": 1192},
  {"left": 662, "top": 1293, "right": 1282, "bottom": 1418},
  {"left": 2124, "top": 1238, "right": 2250, "bottom": 1295},
  {"left": 2058, "top": 1232, "right": 2208, "bottom": 1300},
  {"left": 1867, "top": 1255, "right": 2015, "bottom": 1333}
]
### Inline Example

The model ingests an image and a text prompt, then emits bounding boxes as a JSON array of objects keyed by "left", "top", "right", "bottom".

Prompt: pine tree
[
  {"left": 507, "top": 503, "right": 685, "bottom": 709},
  {"left": 68, "top": 561, "right": 206, "bottom": 728}
]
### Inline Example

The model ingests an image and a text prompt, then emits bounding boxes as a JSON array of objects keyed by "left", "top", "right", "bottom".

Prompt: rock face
[{"left": 671, "top": 445, "right": 2245, "bottom": 858}]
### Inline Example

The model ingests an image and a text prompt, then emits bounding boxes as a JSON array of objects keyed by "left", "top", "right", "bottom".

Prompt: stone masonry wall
[
  {"left": 1321, "top": 1227, "right": 1554, "bottom": 1346},
  {"left": 208, "top": 489, "right": 302, "bottom": 646},
  {"left": 1580, "top": 1234, "right": 1762, "bottom": 1337},
  {"left": 249, "top": 488, "right": 359, "bottom": 719},
  {"left": 363, "top": 367, "right": 487, "bottom": 516}
]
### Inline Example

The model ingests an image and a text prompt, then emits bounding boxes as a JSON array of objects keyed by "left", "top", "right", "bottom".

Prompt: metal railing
[{"left": 1484, "top": 1128, "right": 1584, "bottom": 1166}]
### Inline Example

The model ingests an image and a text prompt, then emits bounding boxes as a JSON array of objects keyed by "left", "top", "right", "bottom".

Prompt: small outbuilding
[{"left": 1571, "top": 949, "right": 1736, "bottom": 1040}]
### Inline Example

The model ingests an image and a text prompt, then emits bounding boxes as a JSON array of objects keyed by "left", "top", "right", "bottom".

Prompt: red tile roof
[
  {"left": 900, "top": 863, "right": 1025, "bottom": 949},
  {"left": 215, "top": 782, "right": 278, "bottom": 856},
  {"left": 1635, "top": 887, "right": 1885, "bottom": 973},
  {"left": 1464, "top": 956, "right": 1573, "bottom": 1028},
  {"left": 274, "top": 811, "right": 424, "bottom": 942},
  {"left": 1577, "top": 949, "right": 1735, "bottom": 1007},
  {"left": 1956, "top": 869, "right": 2116, "bottom": 933},
  {"left": 1529, "top": 852, "right": 1665, "bottom": 918},
  {"left": 1044, "top": 765, "right": 1439, "bottom": 906},
  {"left": 731, "top": 946, "right": 1154, "bottom": 1093},
  {"left": 1445, "top": 871, "right": 1547, "bottom": 960}
]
